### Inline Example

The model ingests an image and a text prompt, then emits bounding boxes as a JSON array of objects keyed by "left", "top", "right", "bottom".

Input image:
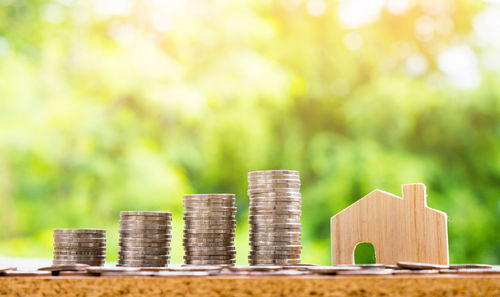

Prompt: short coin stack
[
  {"left": 183, "top": 194, "right": 236, "bottom": 265},
  {"left": 118, "top": 211, "right": 172, "bottom": 267},
  {"left": 248, "top": 170, "right": 302, "bottom": 265},
  {"left": 53, "top": 229, "right": 106, "bottom": 266}
]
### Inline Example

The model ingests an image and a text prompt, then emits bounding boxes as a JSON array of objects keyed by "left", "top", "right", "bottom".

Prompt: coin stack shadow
[
  {"left": 183, "top": 194, "right": 236, "bottom": 265},
  {"left": 53, "top": 229, "right": 106, "bottom": 266},
  {"left": 248, "top": 170, "right": 302, "bottom": 265},
  {"left": 117, "top": 211, "right": 172, "bottom": 267}
]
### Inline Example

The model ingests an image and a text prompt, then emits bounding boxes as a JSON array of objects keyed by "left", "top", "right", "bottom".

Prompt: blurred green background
[{"left": 0, "top": 0, "right": 499, "bottom": 265}]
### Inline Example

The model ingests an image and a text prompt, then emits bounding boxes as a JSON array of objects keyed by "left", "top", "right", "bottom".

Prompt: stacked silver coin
[
  {"left": 183, "top": 194, "right": 236, "bottom": 265},
  {"left": 248, "top": 170, "right": 302, "bottom": 265},
  {"left": 53, "top": 229, "right": 106, "bottom": 266},
  {"left": 117, "top": 211, "right": 172, "bottom": 267}
]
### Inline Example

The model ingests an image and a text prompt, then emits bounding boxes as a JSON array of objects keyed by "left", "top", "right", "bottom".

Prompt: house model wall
[{"left": 330, "top": 183, "right": 449, "bottom": 265}]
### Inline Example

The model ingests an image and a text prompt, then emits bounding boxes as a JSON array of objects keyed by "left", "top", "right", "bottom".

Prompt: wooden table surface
[{"left": 1, "top": 274, "right": 499, "bottom": 297}]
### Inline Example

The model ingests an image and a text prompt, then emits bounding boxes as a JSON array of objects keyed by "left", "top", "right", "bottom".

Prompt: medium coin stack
[
  {"left": 248, "top": 170, "right": 302, "bottom": 265},
  {"left": 118, "top": 211, "right": 172, "bottom": 267},
  {"left": 183, "top": 194, "right": 236, "bottom": 265},
  {"left": 53, "top": 229, "right": 106, "bottom": 266}
]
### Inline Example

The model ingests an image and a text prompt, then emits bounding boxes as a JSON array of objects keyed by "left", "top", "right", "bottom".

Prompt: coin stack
[
  {"left": 52, "top": 229, "right": 106, "bottom": 266},
  {"left": 248, "top": 170, "right": 302, "bottom": 265},
  {"left": 183, "top": 194, "right": 236, "bottom": 265},
  {"left": 117, "top": 211, "right": 172, "bottom": 267}
]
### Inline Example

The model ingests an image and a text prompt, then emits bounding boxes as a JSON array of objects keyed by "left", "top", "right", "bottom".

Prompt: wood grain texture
[
  {"left": 1, "top": 275, "right": 499, "bottom": 297},
  {"left": 331, "top": 183, "right": 449, "bottom": 265}
]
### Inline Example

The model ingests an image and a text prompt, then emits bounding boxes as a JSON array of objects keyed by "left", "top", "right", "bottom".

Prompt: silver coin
[
  {"left": 184, "top": 229, "right": 235, "bottom": 233},
  {"left": 249, "top": 216, "right": 301, "bottom": 222},
  {"left": 184, "top": 221, "right": 236, "bottom": 226},
  {"left": 54, "top": 229, "right": 106, "bottom": 234},
  {"left": 184, "top": 245, "right": 235, "bottom": 251},
  {"left": 184, "top": 255, "right": 235, "bottom": 260},
  {"left": 183, "top": 201, "right": 235, "bottom": 206},
  {"left": 249, "top": 193, "right": 302, "bottom": 199},
  {"left": 53, "top": 247, "right": 107, "bottom": 252},
  {"left": 119, "top": 242, "right": 169, "bottom": 247},
  {"left": 118, "top": 232, "right": 171, "bottom": 238},
  {"left": 249, "top": 209, "right": 301, "bottom": 215},
  {"left": 307, "top": 266, "right": 361, "bottom": 274},
  {"left": 119, "top": 245, "right": 170, "bottom": 251},
  {"left": 248, "top": 183, "right": 301, "bottom": 189},
  {"left": 397, "top": 261, "right": 449, "bottom": 270},
  {"left": 249, "top": 203, "right": 301, "bottom": 208},
  {"left": 119, "top": 225, "right": 171, "bottom": 230},
  {"left": 185, "top": 260, "right": 235, "bottom": 265},
  {"left": 249, "top": 201, "right": 301, "bottom": 206},
  {"left": 337, "top": 269, "right": 394, "bottom": 275},
  {"left": 53, "top": 242, "right": 106, "bottom": 248},
  {"left": 250, "top": 259, "right": 300, "bottom": 265},
  {"left": 53, "top": 234, "right": 107, "bottom": 240},
  {"left": 250, "top": 245, "right": 302, "bottom": 250},
  {"left": 118, "top": 239, "right": 170, "bottom": 244},
  {"left": 118, "top": 260, "right": 168, "bottom": 266},
  {"left": 184, "top": 194, "right": 235, "bottom": 198},
  {"left": 183, "top": 209, "right": 236, "bottom": 217},
  {"left": 248, "top": 170, "right": 299, "bottom": 176},
  {"left": 185, "top": 250, "right": 236, "bottom": 256},
  {"left": 248, "top": 189, "right": 301, "bottom": 195},
  {"left": 450, "top": 264, "right": 494, "bottom": 269},
  {"left": 119, "top": 220, "right": 171, "bottom": 225},
  {"left": 118, "top": 253, "right": 170, "bottom": 261},
  {"left": 120, "top": 215, "right": 172, "bottom": 220},
  {"left": 53, "top": 261, "right": 104, "bottom": 266},
  {"left": 249, "top": 250, "right": 301, "bottom": 256},
  {"left": 184, "top": 230, "right": 234, "bottom": 239},
  {"left": 249, "top": 255, "right": 301, "bottom": 261},
  {"left": 118, "top": 239, "right": 170, "bottom": 245},
  {"left": 249, "top": 227, "right": 301, "bottom": 232},
  {"left": 120, "top": 211, "right": 172, "bottom": 216}
]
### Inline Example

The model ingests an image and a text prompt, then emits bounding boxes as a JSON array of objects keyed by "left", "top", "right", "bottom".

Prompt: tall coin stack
[
  {"left": 183, "top": 194, "right": 236, "bottom": 265},
  {"left": 53, "top": 229, "right": 106, "bottom": 266},
  {"left": 118, "top": 211, "right": 172, "bottom": 267},
  {"left": 248, "top": 170, "right": 302, "bottom": 265}
]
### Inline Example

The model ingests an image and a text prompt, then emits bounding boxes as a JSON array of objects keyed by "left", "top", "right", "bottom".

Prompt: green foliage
[{"left": 0, "top": 0, "right": 498, "bottom": 265}]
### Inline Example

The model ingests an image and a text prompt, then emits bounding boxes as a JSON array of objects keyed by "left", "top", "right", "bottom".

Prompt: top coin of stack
[
  {"left": 183, "top": 194, "right": 236, "bottom": 266},
  {"left": 118, "top": 211, "right": 172, "bottom": 267},
  {"left": 248, "top": 170, "right": 302, "bottom": 265},
  {"left": 53, "top": 229, "right": 106, "bottom": 266}
]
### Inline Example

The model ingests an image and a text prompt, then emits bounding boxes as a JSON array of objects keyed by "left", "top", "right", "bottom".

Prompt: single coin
[
  {"left": 184, "top": 229, "right": 235, "bottom": 234},
  {"left": 357, "top": 264, "right": 387, "bottom": 269},
  {"left": 250, "top": 245, "right": 302, "bottom": 250},
  {"left": 397, "top": 261, "right": 449, "bottom": 270},
  {"left": 183, "top": 233, "right": 234, "bottom": 238},
  {"left": 172, "top": 265, "right": 223, "bottom": 272},
  {"left": 250, "top": 193, "right": 301, "bottom": 199},
  {"left": 3, "top": 271, "right": 52, "bottom": 277},
  {"left": 38, "top": 264, "right": 89, "bottom": 272},
  {"left": 185, "top": 260, "right": 235, "bottom": 265},
  {"left": 53, "top": 247, "right": 106, "bottom": 253},
  {"left": 307, "top": 266, "right": 363, "bottom": 275},
  {"left": 248, "top": 183, "right": 301, "bottom": 189},
  {"left": 0, "top": 266, "right": 17, "bottom": 273},
  {"left": 54, "top": 229, "right": 105, "bottom": 234},
  {"left": 118, "top": 232, "right": 171, "bottom": 238},
  {"left": 119, "top": 217, "right": 172, "bottom": 223},
  {"left": 248, "top": 176, "right": 301, "bottom": 182},
  {"left": 184, "top": 255, "right": 235, "bottom": 260},
  {"left": 54, "top": 241, "right": 106, "bottom": 246},
  {"left": 54, "top": 237, "right": 106, "bottom": 243},
  {"left": 119, "top": 242, "right": 169, "bottom": 248},
  {"left": 118, "top": 261, "right": 167, "bottom": 267},
  {"left": 53, "top": 251, "right": 106, "bottom": 256},
  {"left": 450, "top": 264, "right": 493, "bottom": 269},
  {"left": 248, "top": 170, "right": 299, "bottom": 176},
  {"left": 183, "top": 238, "right": 234, "bottom": 244},
  {"left": 250, "top": 259, "right": 300, "bottom": 265},
  {"left": 456, "top": 268, "right": 500, "bottom": 274},
  {"left": 118, "top": 246, "right": 170, "bottom": 252},
  {"left": 52, "top": 260, "right": 104, "bottom": 266},
  {"left": 249, "top": 201, "right": 301, "bottom": 207},
  {"left": 120, "top": 211, "right": 172, "bottom": 216},
  {"left": 248, "top": 189, "right": 301, "bottom": 195},
  {"left": 392, "top": 269, "right": 439, "bottom": 275},
  {"left": 249, "top": 253, "right": 301, "bottom": 259},
  {"left": 86, "top": 266, "right": 141, "bottom": 273},
  {"left": 185, "top": 250, "right": 236, "bottom": 256},
  {"left": 119, "top": 220, "right": 171, "bottom": 226},
  {"left": 229, "top": 266, "right": 282, "bottom": 272},
  {"left": 337, "top": 269, "right": 394, "bottom": 275},
  {"left": 249, "top": 209, "right": 302, "bottom": 215},
  {"left": 249, "top": 206, "right": 301, "bottom": 212}
]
